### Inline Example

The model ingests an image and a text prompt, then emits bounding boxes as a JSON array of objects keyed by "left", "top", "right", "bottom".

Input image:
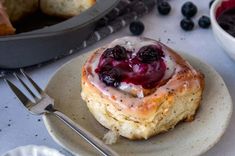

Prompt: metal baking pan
[{"left": 0, "top": 0, "right": 119, "bottom": 69}]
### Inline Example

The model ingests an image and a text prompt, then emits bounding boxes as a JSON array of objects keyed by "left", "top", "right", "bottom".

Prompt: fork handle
[{"left": 52, "top": 110, "right": 119, "bottom": 156}]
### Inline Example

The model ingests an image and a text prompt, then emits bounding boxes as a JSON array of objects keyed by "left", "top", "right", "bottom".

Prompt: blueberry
[
  {"left": 180, "top": 18, "right": 194, "bottom": 31},
  {"left": 157, "top": 1, "right": 171, "bottom": 15},
  {"left": 137, "top": 46, "right": 164, "bottom": 63},
  {"left": 103, "top": 45, "right": 127, "bottom": 60},
  {"left": 129, "top": 21, "right": 145, "bottom": 36},
  {"left": 209, "top": 0, "right": 215, "bottom": 8},
  {"left": 198, "top": 16, "right": 211, "bottom": 28},
  {"left": 181, "top": 1, "right": 197, "bottom": 18},
  {"left": 99, "top": 68, "right": 121, "bottom": 87}
]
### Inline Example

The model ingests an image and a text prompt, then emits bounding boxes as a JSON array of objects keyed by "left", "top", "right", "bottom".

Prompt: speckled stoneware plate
[{"left": 43, "top": 50, "right": 232, "bottom": 156}]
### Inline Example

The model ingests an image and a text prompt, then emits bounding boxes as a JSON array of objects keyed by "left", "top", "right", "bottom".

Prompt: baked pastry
[
  {"left": 0, "top": 1, "right": 15, "bottom": 35},
  {"left": 82, "top": 36, "right": 205, "bottom": 140},
  {"left": 2, "top": 0, "right": 39, "bottom": 22},
  {"left": 40, "top": 0, "right": 96, "bottom": 18},
  {"left": 81, "top": 37, "right": 205, "bottom": 140},
  {"left": 0, "top": 0, "right": 38, "bottom": 36}
]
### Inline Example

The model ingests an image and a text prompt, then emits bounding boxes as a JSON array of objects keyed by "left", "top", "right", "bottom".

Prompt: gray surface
[
  {"left": 0, "top": 0, "right": 235, "bottom": 156},
  {"left": 0, "top": 0, "right": 119, "bottom": 68}
]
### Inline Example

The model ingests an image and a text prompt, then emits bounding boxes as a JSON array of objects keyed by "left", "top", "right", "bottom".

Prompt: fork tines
[{"left": 4, "top": 69, "right": 43, "bottom": 107}]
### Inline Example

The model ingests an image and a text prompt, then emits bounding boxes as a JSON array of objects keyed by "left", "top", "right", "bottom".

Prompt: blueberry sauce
[
  {"left": 217, "top": 7, "right": 235, "bottom": 37},
  {"left": 95, "top": 45, "right": 166, "bottom": 89}
]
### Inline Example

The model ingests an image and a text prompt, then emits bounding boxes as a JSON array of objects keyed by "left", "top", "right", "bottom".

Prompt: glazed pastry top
[{"left": 84, "top": 37, "right": 203, "bottom": 114}]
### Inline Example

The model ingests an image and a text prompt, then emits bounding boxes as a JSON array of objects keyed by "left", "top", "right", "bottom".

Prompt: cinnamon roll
[{"left": 81, "top": 37, "right": 204, "bottom": 140}]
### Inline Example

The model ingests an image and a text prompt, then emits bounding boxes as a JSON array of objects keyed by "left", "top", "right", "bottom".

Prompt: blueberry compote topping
[
  {"left": 99, "top": 67, "right": 121, "bottom": 87},
  {"left": 95, "top": 45, "right": 166, "bottom": 89},
  {"left": 137, "top": 45, "right": 164, "bottom": 63},
  {"left": 103, "top": 45, "right": 128, "bottom": 60}
]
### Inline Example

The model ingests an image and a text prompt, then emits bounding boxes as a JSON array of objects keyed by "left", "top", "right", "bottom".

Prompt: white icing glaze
[{"left": 84, "top": 37, "right": 201, "bottom": 108}]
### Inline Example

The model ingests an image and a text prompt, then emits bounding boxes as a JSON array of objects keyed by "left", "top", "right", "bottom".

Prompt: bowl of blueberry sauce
[{"left": 210, "top": 0, "right": 235, "bottom": 61}]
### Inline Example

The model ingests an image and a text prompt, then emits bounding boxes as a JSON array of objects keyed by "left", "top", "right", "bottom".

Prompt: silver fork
[{"left": 4, "top": 69, "right": 118, "bottom": 156}]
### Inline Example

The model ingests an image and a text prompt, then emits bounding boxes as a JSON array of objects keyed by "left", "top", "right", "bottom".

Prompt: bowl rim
[{"left": 210, "top": 0, "right": 235, "bottom": 42}]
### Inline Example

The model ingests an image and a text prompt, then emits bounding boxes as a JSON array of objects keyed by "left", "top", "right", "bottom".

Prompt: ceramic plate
[{"left": 43, "top": 50, "right": 232, "bottom": 156}]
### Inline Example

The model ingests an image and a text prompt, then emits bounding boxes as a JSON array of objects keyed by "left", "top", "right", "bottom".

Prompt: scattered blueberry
[
  {"left": 103, "top": 45, "right": 127, "bottom": 60},
  {"left": 99, "top": 68, "right": 121, "bottom": 87},
  {"left": 180, "top": 18, "right": 194, "bottom": 31},
  {"left": 137, "top": 46, "right": 164, "bottom": 63},
  {"left": 157, "top": 1, "right": 171, "bottom": 15},
  {"left": 198, "top": 16, "right": 211, "bottom": 28},
  {"left": 129, "top": 21, "right": 145, "bottom": 36},
  {"left": 209, "top": 0, "right": 215, "bottom": 8},
  {"left": 181, "top": 1, "right": 198, "bottom": 18}
]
